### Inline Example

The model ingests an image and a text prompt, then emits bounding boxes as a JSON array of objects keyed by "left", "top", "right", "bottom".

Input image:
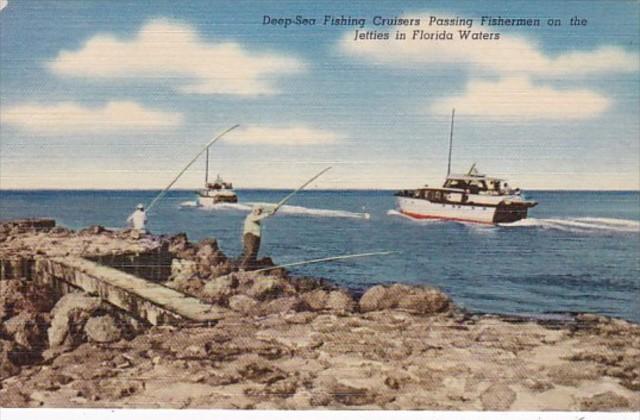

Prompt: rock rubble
[{"left": 0, "top": 219, "right": 638, "bottom": 410}]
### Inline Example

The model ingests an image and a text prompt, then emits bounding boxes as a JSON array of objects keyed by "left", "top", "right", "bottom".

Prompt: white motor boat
[
  {"left": 395, "top": 111, "right": 537, "bottom": 224},
  {"left": 196, "top": 146, "right": 238, "bottom": 206},
  {"left": 395, "top": 165, "right": 537, "bottom": 224}
]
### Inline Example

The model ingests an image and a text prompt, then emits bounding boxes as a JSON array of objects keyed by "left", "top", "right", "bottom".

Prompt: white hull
[
  {"left": 397, "top": 197, "right": 496, "bottom": 224},
  {"left": 197, "top": 191, "right": 237, "bottom": 207}
]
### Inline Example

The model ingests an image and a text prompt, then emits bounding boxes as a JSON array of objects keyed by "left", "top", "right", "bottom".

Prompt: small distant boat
[
  {"left": 196, "top": 146, "right": 238, "bottom": 206},
  {"left": 395, "top": 110, "right": 537, "bottom": 224}
]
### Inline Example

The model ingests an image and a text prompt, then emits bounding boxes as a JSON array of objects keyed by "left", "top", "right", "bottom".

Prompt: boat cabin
[
  {"left": 443, "top": 174, "right": 515, "bottom": 195},
  {"left": 206, "top": 181, "right": 233, "bottom": 190},
  {"left": 205, "top": 175, "right": 233, "bottom": 191},
  {"left": 394, "top": 166, "right": 526, "bottom": 206}
]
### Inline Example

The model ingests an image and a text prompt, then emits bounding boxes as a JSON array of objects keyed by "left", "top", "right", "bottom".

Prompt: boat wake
[
  {"left": 179, "top": 201, "right": 252, "bottom": 211},
  {"left": 499, "top": 217, "right": 640, "bottom": 233},
  {"left": 179, "top": 200, "right": 200, "bottom": 208},
  {"left": 388, "top": 209, "right": 639, "bottom": 234},
  {"left": 252, "top": 203, "right": 370, "bottom": 220},
  {"left": 180, "top": 201, "right": 369, "bottom": 219}
]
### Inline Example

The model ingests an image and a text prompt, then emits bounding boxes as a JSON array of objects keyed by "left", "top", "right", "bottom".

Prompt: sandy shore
[{"left": 0, "top": 220, "right": 638, "bottom": 410}]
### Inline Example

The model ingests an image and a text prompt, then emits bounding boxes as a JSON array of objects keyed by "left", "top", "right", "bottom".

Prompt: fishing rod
[
  {"left": 146, "top": 124, "right": 240, "bottom": 213},
  {"left": 251, "top": 251, "right": 396, "bottom": 274},
  {"left": 270, "top": 166, "right": 332, "bottom": 214}
]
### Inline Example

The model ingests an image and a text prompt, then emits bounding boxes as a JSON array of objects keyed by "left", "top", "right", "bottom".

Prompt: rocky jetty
[{"left": 0, "top": 219, "right": 638, "bottom": 410}]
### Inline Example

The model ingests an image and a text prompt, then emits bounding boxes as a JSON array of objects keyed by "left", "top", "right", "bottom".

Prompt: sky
[{"left": 0, "top": 0, "right": 639, "bottom": 190}]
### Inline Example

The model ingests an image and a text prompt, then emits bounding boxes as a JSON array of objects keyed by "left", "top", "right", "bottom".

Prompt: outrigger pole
[
  {"left": 446, "top": 108, "right": 455, "bottom": 177},
  {"left": 205, "top": 147, "right": 210, "bottom": 185},
  {"left": 251, "top": 251, "right": 396, "bottom": 274},
  {"left": 270, "top": 166, "right": 332, "bottom": 214},
  {"left": 146, "top": 124, "right": 240, "bottom": 213}
]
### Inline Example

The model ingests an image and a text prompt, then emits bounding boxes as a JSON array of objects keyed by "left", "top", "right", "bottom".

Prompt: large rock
[
  {"left": 480, "top": 383, "right": 516, "bottom": 410},
  {"left": 47, "top": 293, "right": 103, "bottom": 348},
  {"left": 196, "top": 239, "right": 227, "bottom": 277},
  {"left": 202, "top": 275, "right": 238, "bottom": 304},
  {"left": 2, "top": 312, "right": 48, "bottom": 352},
  {"left": 580, "top": 391, "right": 630, "bottom": 411},
  {"left": 359, "top": 284, "right": 451, "bottom": 315},
  {"left": 301, "top": 289, "right": 329, "bottom": 311},
  {"left": 547, "top": 362, "right": 600, "bottom": 386},
  {"left": 84, "top": 315, "right": 122, "bottom": 343},
  {"left": 168, "top": 233, "right": 189, "bottom": 253},
  {"left": 359, "top": 285, "right": 398, "bottom": 312},
  {"left": 168, "top": 233, "right": 196, "bottom": 259},
  {"left": 166, "top": 259, "right": 203, "bottom": 294},
  {"left": 261, "top": 296, "right": 304, "bottom": 315},
  {"left": 209, "top": 261, "right": 234, "bottom": 279},
  {"left": 168, "top": 259, "right": 197, "bottom": 284},
  {"left": 397, "top": 288, "right": 451, "bottom": 314},
  {"left": 246, "top": 276, "right": 288, "bottom": 300},
  {"left": 228, "top": 294, "right": 259, "bottom": 315},
  {"left": 325, "top": 290, "right": 355, "bottom": 314}
]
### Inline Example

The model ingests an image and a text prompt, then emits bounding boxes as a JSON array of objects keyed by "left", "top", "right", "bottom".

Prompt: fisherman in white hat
[
  {"left": 237, "top": 167, "right": 331, "bottom": 270},
  {"left": 127, "top": 203, "right": 148, "bottom": 234},
  {"left": 239, "top": 204, "right": 276, "bottom": 270}
]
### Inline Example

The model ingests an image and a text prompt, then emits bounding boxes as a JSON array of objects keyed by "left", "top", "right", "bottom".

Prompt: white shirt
[
  {"left": 243, "top": 208, "right": 275, "bottom": 237},
  {"left": 127, "top": 209, "right": 147, "bottom": 232}
]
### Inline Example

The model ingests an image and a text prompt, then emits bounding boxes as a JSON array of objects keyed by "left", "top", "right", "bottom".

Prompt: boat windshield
[
  {"left": 444, "top": 178, "right": 491, "bottom": 194},
  {"left": 443, "top": 179, "right": 469, "bottom": 190}
]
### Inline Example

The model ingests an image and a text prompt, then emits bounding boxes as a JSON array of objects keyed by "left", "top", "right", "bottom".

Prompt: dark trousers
[{"left": 240, "top": 233, "right": 261, "bottom": 270}]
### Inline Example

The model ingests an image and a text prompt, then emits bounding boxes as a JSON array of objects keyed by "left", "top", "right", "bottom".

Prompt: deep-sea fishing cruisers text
[{"left": 263, "top": 15, "right": 540, "bottom": 29}]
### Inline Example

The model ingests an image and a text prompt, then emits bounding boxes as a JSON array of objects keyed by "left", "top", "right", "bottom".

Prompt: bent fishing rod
[
  {"left": 266, "top": 166, "right": 332, "bottom": 215},
  {"left": 146, "top": 124, "right": 240, "bottom": 213},
  {"left": 250, "top": 250, "right": 396, "bottom": 274}
]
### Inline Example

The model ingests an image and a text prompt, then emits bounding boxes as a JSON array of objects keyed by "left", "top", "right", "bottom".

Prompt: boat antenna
[
  {"left": 250, "top": 251, "right": 396, "bottom": 274},
  {"left": 447, "top": 108, "right": 455, "bottom": 177},
  {"left": 205, "top": 147, "right": 209, "bottom": 185},
  {"left": 146, "top": 124, "right": 239, "bottom": 213}
]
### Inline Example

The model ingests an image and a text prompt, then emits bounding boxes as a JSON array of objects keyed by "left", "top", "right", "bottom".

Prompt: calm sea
[{"left": 1, "top": 190, "right": 639, "bottom": 322}]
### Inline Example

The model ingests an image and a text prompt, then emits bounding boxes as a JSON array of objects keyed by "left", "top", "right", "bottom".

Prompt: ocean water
[{"left": 1, "top": 190, "right": 639, "bottom": 322}]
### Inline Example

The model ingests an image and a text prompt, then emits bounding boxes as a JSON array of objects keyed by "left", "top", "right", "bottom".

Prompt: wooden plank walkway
[{"left": 36, "top": 256, "right": 228, "bottom": 325}]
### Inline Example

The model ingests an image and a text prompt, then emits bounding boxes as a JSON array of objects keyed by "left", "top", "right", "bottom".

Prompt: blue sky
[{"left": 0, "top": 0, "right": 638, "bottom": 190}]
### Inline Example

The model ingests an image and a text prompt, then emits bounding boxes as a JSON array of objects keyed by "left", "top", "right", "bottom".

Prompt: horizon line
[{"left": 1, "top": 188, "right": 639, "bottom": 193}]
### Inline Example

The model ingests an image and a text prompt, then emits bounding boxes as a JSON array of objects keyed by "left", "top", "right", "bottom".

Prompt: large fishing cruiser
[
  {"left": 196, "top": 146, "right": 238, "bottom": 206},
  {"left": 395, "top": 111, "right": 537, "bottom": 224}
]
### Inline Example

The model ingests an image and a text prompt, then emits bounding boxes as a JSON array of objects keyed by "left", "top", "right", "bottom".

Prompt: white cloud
[
  {"left": 48, "top": 19, "right": 305, "bottom": 95},
  {"left": 340, "top": 13, "right": 638, "bottom": 77},
  {"left": 341, "top": 12, "right": 633, "bottom": 121},
  {"left": 1, "top": 101, "right": 183, "bottom": 134},
  {"left": 430, "top": 77, "right": 610, "bottom": 120},
  {"left": 0, "top": 0, "right": 7, "bottom": 12},
  {"left": 224, "top": 125, "right": 342, "bottom": 145}
]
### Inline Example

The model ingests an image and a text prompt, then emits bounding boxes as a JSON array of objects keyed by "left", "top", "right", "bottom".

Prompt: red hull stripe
[{"left": 399, "top": 210, "right": 495, "bottom": 225}]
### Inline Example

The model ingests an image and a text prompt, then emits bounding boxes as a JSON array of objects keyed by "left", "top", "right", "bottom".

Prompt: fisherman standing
[
  {"left": 237, "top": 166, "right": 331, "bottom": 270},
  {"left": 127, "top": 203, "right": 148, "bottom": 234},
  {"left": 239, "top": 205, "right": 275, "bottom": 270}
]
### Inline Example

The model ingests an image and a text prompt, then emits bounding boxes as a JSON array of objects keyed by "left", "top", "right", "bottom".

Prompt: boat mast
[
  {"left": 447, "top": 108, "right": 455, "bottom": 177},
  {"left": 145, "top": 124, "right": 239, "bottom": 212},
  {"left": 205, "top": 147, "right": 209, "bottom": 185}
]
